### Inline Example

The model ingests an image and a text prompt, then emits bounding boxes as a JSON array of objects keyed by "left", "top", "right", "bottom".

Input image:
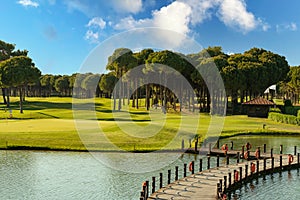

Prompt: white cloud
[
  {"left": 115, "top": 2, "right": 191, "bottom": 36},
  {"left": 114, "top": 16, "right": 151, "bottom": 30},
  {"left": 113, "top": 1, "right": 192, "bottom": 48},
  {"left": 87, "top": 17, "right": 106, "bottom": 29},
  {"left": 218, "top": 0, "right": 257, "bottom": 33},
  {"left": 17, "top": 0, "right": 39, "bottom": 7},
  {"left": 85, "top": 17, "right": 107, "bottom": 43},
  {"left": 152, "top": 1, "right": 192, "bottom": 35},
  {"left": 289, "top": 22, "right": 297, "bottom": 31},
  {"left": 85, "top": 30, "right": 99, "bottom": 44},
  {"left": 276, "top": 22, "right": 298, "bottom": 32},
  {"left": 110, "top": 0, "right": 143, "bottom": 14},
  {"left": 178, "top": 0, "right": 220, "bottom": 25}
]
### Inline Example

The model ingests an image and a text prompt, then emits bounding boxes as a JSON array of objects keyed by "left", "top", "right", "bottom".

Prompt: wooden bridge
[{"left": 140, "top": 143, "right": 300, "bottom": 200}]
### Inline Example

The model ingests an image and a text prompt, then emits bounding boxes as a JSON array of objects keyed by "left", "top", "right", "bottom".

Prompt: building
[{"left": 242, "top": 97, "right": 276, "bottom": 118}]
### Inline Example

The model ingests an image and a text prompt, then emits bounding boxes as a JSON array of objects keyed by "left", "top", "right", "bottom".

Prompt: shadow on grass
[
  {"left": 37, "top": 112, "right": 60, "bottom": 119},
  {"left": 7, "top": 101, "right": 104, "bottom": 111},
  {"left": 96, "top": 118, "right": 151, "bottom": 122}
]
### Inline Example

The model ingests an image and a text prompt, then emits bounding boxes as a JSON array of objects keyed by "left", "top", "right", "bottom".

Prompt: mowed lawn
[{"left": 0, "top": 97, "right": 299, "bottom": 151}]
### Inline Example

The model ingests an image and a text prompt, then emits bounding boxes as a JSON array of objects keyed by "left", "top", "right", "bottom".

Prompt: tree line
[{"left": 1, "top": 39, "right": 299, "bottom": 114}]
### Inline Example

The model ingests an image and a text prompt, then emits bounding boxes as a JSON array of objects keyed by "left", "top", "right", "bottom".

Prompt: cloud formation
[
  {"left": 218, "top": 0, "right": 256, "bottom": 32},
  {"left": 276, "top": 22, "right": 298, "bottom": 32},
  {"left": 85, "top": 30, "right": 99, "bottom": 44},
  {"left": 85, "top": 17, "right": 106, "bottom": 43},
  {"left": 114, "top": 0, "right": 267, "bottom": 36},
  {"left": 17, "top": 0, "right": 39, "bottom": 7},
  {"left": 110, "top": 0, "right": 143, "bottom": 14},
  {"left": 87, "top": 17, "right": 106, "bottom": 29}
]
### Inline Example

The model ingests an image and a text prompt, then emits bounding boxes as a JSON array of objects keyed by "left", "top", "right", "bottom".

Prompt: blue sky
[{"left": 1, "top": 0, "right": 300, "bottom": 75}]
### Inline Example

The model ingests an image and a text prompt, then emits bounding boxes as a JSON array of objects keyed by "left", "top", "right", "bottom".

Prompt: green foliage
[
  {"left": 269, "top": 107, "right": 281, "bottom": 113},
  {"left": 298, "top": 110, "right": 300, "bottom": 118},
  {"left": 284, "top": 99, "right": 293, "bottom": 106},
  {"left": 268, "top": 112, "right": 300, "bottom": 125},
  {"left": 100, "top": 72, "right": 117, "bottom": 94}
]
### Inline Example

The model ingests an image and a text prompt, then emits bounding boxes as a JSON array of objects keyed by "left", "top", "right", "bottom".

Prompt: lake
[{"left": 1, "top": 136, "right": 300, "bottom": 199}]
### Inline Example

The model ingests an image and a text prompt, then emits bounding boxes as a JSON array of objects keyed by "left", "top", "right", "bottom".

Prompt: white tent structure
[{"left": 264, "top": 84, "right": 276, "bottom": 94}]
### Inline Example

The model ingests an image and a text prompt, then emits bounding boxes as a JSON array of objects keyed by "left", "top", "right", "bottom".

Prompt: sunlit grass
[{"left": 0, "top": 97, "right": 299, "bottom": 151}]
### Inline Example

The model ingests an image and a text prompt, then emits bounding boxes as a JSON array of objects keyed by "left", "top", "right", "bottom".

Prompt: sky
[{"left": 1, "top": 0, "right": 300, "bottom": 75}]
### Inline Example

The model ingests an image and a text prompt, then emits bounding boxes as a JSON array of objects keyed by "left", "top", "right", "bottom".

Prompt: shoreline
[{"left": 1, "top": 131, "right": 300, "bottom": 153}]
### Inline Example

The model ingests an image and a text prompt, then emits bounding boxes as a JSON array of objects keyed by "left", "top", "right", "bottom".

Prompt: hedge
[
  {"left": 284, "top": 106, "right": 300, "bottom": 116},
  {"left": 268, "top": 112, "right": 300, "bottom": 126}
]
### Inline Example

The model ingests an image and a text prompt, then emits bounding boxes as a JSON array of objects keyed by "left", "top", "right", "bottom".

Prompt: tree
[
  {"left": 81, "top": 74, "right": 101, "bottom": 98},
  {"left": 0, "top": 56, "right": 41, "bottom": 113},
  {"left": 54, "top": 76, "right": 69, "bottom": 96},
  {"left": 100, "top": 72, "right": 118, "bottom": 98},
  {"left": 106, "top": 48, "right": 137, "bottom": 111}
]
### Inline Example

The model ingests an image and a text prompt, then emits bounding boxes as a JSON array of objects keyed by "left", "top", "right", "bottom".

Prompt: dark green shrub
[
  {"left": 268, "top": 112, "right": 300, "bottom": 125},
  {"left": 284, "top": 99, "right": 293, "bottom": 107}
]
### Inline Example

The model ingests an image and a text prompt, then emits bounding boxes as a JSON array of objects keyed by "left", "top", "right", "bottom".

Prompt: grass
[{"left": 0, "top": 97, "right": 300, "bottom": 151}]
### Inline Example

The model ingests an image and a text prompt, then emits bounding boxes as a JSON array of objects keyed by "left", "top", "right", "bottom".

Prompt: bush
[
  {"left": 284, "top": 99, "right": 293, "bottom": 107},
  {"left": 269, "top": 107, "right": 281, "bottom": 113},
  {"left": 298, "top": 110, "right": 300, "bottom": 118},
  {"left": 268, "top": 112, "right": 300, "bottom": 125},
  {"left": 284, "top": 106, "right": 300, "bottom": 116}
]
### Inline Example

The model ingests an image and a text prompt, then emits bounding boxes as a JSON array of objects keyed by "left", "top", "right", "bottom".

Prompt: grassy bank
[{"left": 0, "top": 97, "right": 300, "bottom": 151}]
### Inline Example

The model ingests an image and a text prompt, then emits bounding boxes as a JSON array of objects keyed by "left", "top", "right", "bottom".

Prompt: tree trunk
[
  {"left": 19, "top": 87, "right": 23, "bottom": 113},
  {"left": 2, "top": 88, "right": 7, "bottom": 105},
  {"left": 135, "top": 79, "right": 139, "bottom": 109}
]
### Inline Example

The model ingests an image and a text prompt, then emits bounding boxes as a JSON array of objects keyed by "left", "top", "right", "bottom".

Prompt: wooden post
[
  {"left": 258, "top": 147, "right": 261, "bottom": 159},
  {"left": 242, "top": 145, "right": 245, "bottom": 158},
  {"left": 224, "top": 176, "right": 227, "bottom": 191},
  {"left": 280, "top": 155, "right": 282, "bottom": 169},
  {"left": 207, "top": 156, "right": 210, "bottom": 170},
  {"left": 195, "top": 140, "right": 198, "bottom": 152},
  {"left": 217, "top": 183, "right": 221, "bottom": 196},
  {"left": 294, "top": 146, "right": 297, "bottom": 156},
  {"left": 152, "top": 177, "right": 156, "bottom": 194},
  {"left": 239, "top": 167, "right": 242, "bottom": 182},
  {"left": 199, "top": 159, "right": 203, "bottom": 172},
  {"left": 217, "top": 140, "right": 220, "bottom": 149},
  {"left": 228, "top": 173, "right": 232, "bottom": 187},
  {"left": 184, "top": 164, "right": 187, "bottom": 177},
  {"left": 271, "top": 148, "right": 273, "bottom": 158},
  {"left": 189, "top": 139, "right": 191, "bottom": 148},
  {"left": 247, "top": 150, "right": 250, "bottom": 161},
  {"left": 263, "top": 144, "right": 266, "bottom": 153},
  {"left": 231, "top": 141, "right": 234, "bottom": 150},
  {"left": 256, "top": 160, "right": 259, "bottom": 175},
  {"left": 140, "top": 192, "right": 144, "bottom": 200},
  {"left": 280, "top": 145, "right": 283, "bottom": 154},
  {"left": 208, "top": 143, "right": 212, "bottom": 155},
  {"left": 168, "top": 170, "right": 171, "bottom": 184},
  {"left": 146, "top": 181, "right": 149, "bottom": 199},
  {"left": 159, "top": 173, "right": 163, "bottom": 189},
  {"left": 175, "top": 166, "right": 179, "bottom": 181},
  {"left": 237, "top": 152, "right": 240, "bottom": 163},
  {"left": 192, "top": 161, "right": 195, "bottom": 174},
  {"left": 217, "top": 155, "right": 220, "bottom": 167},
  {"left": 226, "top": 156, "right": 229, "bottom": 165},
  {"left": 298, "top": 153, "right": 300, "bottom": 166},
  {"left": 219, "top": 179, "right": 223, "bottom": 192},
  {"left": 233, "top": 170, "right": 237, "bottom": 182},
  {"left": 181, "top": 139, "right": 184, "bottom": 150},
  {"left": 245, "top": 164, "right": 248, "bottom": 178},
  {"left": 263, "top": 158, "right": 266, "bottom": 173},
  {"left": 271, "top": 157, "right": 274, "bottom": 171}
]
